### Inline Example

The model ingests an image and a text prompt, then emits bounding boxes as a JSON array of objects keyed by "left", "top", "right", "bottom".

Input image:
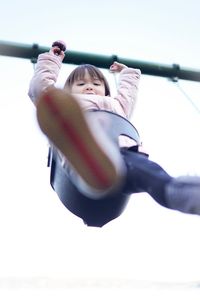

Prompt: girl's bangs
[{"left": 75, "top": 65, "right": 104, "bottom": 81}]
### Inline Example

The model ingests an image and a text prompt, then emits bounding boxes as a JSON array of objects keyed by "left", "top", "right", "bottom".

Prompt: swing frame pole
[{"left": 0, "top": 40, "right": 200, "bottom": 82}]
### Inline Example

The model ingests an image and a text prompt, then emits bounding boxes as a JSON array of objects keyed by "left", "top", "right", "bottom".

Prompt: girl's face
[{"left": 70, "top": 70, "right": 106, "bottom": 96}]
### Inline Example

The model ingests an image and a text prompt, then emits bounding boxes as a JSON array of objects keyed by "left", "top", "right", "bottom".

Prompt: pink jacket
[{"left": 28, "top": 52, "right": 142, "bottom": 148}]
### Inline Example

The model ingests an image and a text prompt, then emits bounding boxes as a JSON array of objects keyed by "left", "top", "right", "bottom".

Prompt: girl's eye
[
  {"left": 77, "top": 82, "right": 85, "bottom": 86},
  {"left": 94, "top": 82, "right": 101, "bottom": 86}
]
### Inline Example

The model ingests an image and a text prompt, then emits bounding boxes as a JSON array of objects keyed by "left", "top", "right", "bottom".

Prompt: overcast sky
[{"left": 0, "top": 0, "right": 200, "bottom": 299}]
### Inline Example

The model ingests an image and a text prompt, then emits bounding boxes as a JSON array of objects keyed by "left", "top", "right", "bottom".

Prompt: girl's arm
[
  {"left": 28, "top": 44, "right": 65, "bottom": 105},
  {"left": 110, "top": 61, "right": 141, "bottom": 119}
]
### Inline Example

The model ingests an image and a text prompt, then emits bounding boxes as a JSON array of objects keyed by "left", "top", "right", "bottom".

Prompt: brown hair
[{"left": 64, "top": 64, "right": 111, "bottom": 96}]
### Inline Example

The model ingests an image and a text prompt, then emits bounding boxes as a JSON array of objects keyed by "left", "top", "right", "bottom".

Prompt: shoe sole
[{"left": 36, "top": 88, "right": 118, "bottom": 190}]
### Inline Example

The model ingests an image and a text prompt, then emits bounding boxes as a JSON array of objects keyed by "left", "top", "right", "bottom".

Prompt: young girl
[{"left": 28, "top": 41, "right": 200, "bottom": 226}]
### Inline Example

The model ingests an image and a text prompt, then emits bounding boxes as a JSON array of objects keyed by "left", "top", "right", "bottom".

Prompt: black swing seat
[{"left": 48, "top": 110, "right": 140, "bottom": 227}]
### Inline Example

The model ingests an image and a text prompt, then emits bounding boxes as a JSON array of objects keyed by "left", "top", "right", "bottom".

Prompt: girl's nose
[{"left": 86, "top": 84, "right": 93, "bottom": 90}]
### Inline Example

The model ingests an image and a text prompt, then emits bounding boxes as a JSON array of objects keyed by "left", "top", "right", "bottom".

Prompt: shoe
[
  {"left": 36, "top": 88, "right": 125, "bottom": 198},
  {"left": 165, "top": 176, "right": 200, "bottom": 215}
]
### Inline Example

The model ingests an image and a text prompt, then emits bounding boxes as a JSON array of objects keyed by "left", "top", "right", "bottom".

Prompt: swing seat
[{"left": 48, "top": 110, "right": 140, "bottom": 227}]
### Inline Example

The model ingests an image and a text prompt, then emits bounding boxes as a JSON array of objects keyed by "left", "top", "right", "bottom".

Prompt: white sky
[{"left": 0, "top": 0, "right": 200, "bottom": 299}]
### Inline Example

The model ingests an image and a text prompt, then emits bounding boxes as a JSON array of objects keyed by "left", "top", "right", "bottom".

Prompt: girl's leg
[
  {"left": 121, "top": 148, "right": 172, "bottom": 208},
  {"left": 121, "top": 148, "right": 200, "bottom": 215}
]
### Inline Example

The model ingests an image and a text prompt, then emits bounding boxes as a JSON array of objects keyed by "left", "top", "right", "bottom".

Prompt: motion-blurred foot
[
  {"left": 165, "top": 176, "right": 200, "bottom": 214},
  {"left": 36, "top": 88, "right": 124, "bottom": 196}
]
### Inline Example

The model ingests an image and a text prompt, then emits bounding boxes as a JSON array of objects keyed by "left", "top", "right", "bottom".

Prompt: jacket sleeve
[
  {"left": 28, "top": 52, "right": 62, "bottom": 105},
  {"left": 114, "top": 68, "right": 141, "bottom": 119}
]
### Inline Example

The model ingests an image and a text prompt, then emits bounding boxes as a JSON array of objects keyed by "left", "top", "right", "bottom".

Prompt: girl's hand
[
  {"left": 50, "top": 40, "right": 66, "bottom": 61},
  {"left": 50, "top": 47, "right": 65, "bottom": 60},
  {"left": 110, "top": 61, "right": 128, "bottom": 73}
]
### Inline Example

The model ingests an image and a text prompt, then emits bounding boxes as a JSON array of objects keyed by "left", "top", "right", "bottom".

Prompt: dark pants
[
  {"left": 121, "top": 147, "right": 172, "bottom": 208},
  {"left": 50, "top": 146, "right": 173, "bottom": 227}
]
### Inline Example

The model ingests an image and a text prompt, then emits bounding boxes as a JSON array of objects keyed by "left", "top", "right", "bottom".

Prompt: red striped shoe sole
[{"left": 36, "top": 89, "right": 118, "bottom": 190}]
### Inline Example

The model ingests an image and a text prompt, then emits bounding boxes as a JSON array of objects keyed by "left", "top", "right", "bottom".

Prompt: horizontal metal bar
[{"left": 0, "top": 40, "right": 200, "bottom": 82}]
